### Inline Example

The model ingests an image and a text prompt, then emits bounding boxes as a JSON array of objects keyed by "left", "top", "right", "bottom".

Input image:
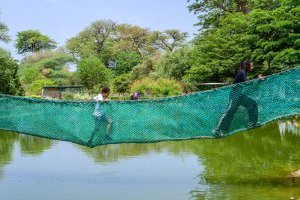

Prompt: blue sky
[{"left": 0, "top": 0, "right": 199, "bottom": 60}]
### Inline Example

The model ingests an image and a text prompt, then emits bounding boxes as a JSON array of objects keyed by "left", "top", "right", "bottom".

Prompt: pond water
[{"left": 0, "top": 117, "right": 300, "bottom": 200}]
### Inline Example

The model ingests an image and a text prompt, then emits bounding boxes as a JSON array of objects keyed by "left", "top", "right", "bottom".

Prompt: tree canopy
[
  {"left": 15, "top": 30, "right": 57, "bottom": 54},
  {"left": 0, "top": 17, "right": 10, "bottom": 43},
  {"left": 76, "top": 56, "right": 113, "bottom": 91},
  {"left": 0, "top": 50, "right": 23, "bottom": 95},
  {"left": 185, "top": 0, "right": 300, "bottom": 87},
  {"left": 0, "top": 0, "right": 299, "bottom": 98}
]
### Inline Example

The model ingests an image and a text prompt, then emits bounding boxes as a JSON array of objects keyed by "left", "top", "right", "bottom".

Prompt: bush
[
  {"left": 73, "top": 93, "right": 92, "bottom": 100},
  {"left": 62, "top": 92, "right": 74, "bottom": 100},
  {"left": 130, "top": 77, "right": 183, "bottom": 98},
  {"left": 28, "top": 79, "right": 55, "bottom": 95},
  {"left": 112, "top": 74, "right": 131, "bottom": 94},
  {"left": 113, "top": 51, "right": 142, "bottom": 75},
  {"left": 0, "top": 51, "right": 24, "bottom": 95},
  {"left": 130, "top": 59, "right": 154, "bottom": 81},
  {"left": 77, "top": 56, "right": 113, "bottom": 90}
]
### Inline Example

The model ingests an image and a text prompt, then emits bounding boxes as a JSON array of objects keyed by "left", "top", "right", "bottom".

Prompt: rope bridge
[{"left": 1, "top": 67, "right": 300, "bottom": 147}]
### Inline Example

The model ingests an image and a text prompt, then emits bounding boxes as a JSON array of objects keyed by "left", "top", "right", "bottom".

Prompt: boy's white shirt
[
  {"left": 93, "top": 94, "right": 104, "bottom": 117},
  {"left": 93, "top": 94, "right": 104, "bottom": 102}
]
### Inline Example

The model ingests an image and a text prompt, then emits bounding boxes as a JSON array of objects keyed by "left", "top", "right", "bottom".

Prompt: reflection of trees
[
  {"left": 0, "top": 131, "right": 53, "bottom": 162},
  {"left": 2, "top": 117, "right": 300, "bottom": 199},
  {"left": 0, "top": 130, "right": 53, "bottom": 180},
  {"left": 20, "top": 135, "right": 53, "bottom": 156},
  {"left": 190, "top": 119, "right": 300, "bottom": 199},
  {"left": 79, "top": 142, "right": 191, "bottom": 163},
  {"left": 278, "top": 116, "right": 300, "bottom": 139},
  {"left": 0, "top": 131, "right": 19, "bottom": 180}
]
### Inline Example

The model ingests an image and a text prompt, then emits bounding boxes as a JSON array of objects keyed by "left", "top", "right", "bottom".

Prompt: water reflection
[
  {"left": 20, "top": 135, "right": 53, "bottom": 156},
  {"left": 0, "top": 132, "right": 19, "bottom": 180},
  {"left": 0, "top": 117, "right": 300, "bottom": 199},
  {"left": 278, "top": 116, "right": 300, "bottom": 139},
  {"left": 0, "top": 131, "right": 53, "bottom": 181},
  {"left": 190, "top": 119, "right": 300, "bottom": 199},
  {"left": 0, "top": 131, "right": 18, "bottom": 166},
  {"left": 80, "top": 117, "right": 300, "bottom": 199},
  {"left": 79, "top": 141, "right": 194, "bottom": 164}
]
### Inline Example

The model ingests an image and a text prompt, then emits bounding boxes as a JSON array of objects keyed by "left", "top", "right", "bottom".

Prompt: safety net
[{"left": 1, "top": 67, "right": 300, "bottom": 147}]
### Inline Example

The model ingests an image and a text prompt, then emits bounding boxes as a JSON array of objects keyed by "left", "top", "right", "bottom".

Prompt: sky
[{"left": 0, "top": 0, "right": 199, "bottom": 60}]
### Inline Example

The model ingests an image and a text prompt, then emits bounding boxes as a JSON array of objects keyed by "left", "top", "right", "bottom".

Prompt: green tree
[
  {"left": 185, "top": 13, "right": 252, "bottom": 84},
  {"left": 0, "top": 50, "right": 23, "bottom": 95},
  {"left": 0, "top": 17, "right": 10, "bottom": 43},
  {"left": 28, "top": 79, "right": 55, "bottom": 95},
  {"left": 187, "top": 0, "right": 252, "bottom": 29},
  {"left": 187, "top": 0, "right": 300, "bottom": 85},
  {"left": 19, "top": 50, "right": 75, "bottom": 94},
  {"left": 112, "top": 74, "right": 131, "bottom": 94},
  {"left": 147, "top": 30, "right": 188, "bottom": 52},
  {"left": 15, "top": 30, "right": 57, "bottom": 54},
  {"left": 249, "top": 2, "right": 300, "bottom": 71},
  {"left": 66, "top": 20, "right": 117, "bottom": 61},
  {"left": 114, "top": 24, "right": 152, "bottom": 57},
  {"left": 113, "top": 51, "right": 142, "bottom": 75},
  {"left": 156, "top": 46, "right": 193, "bottom": 81},
  {"left": 130, "top": 59, "right": 155, "bottom": 81},
  {"left": 77, "top": 56, "right": 112, "bottom": 90},
  {"left": 20, "top": 66, "right": 41, "bottom": 88}
]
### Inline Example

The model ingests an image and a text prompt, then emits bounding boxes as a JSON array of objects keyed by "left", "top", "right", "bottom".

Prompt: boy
[{"left": 87, "top": 86, "right": 113, "bottom": 146}]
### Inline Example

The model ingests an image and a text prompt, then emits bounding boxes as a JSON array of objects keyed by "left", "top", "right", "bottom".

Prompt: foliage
[
  {"left": 50, "top": 67, "right": 73, "bottom": 85},
  {"left": 114, "top": 24, "right": 152, "bottom": 57},
  {"left": 113, "top": 51, "right": 142, "bottom": 75},
  {"left": 130, "top": 59, "right": 155, "bottom": 81},
  {"left": 249, "top": 3, "right": 300, "bottom": 71},
  {"left": 187, "top": 0, "right": 252, "bottom": 29},
  {"left": 0, "top": 17, "right": 10, "bottom": 43},
  {"left": 21, "top": 51, "right": 74, "bottom": 70},
  {"left": 0, "top": 48, "right": 11, "bottom": 58},
  {"left": 66, "top": 20, "right": 117, "bottom": 61},
  {"left": 156, "top": 46, "right": 193, "bottom": 81},
  {"left": 76, "top": 56, "right": 113, "bottom": 90},
  {"left": 185, "top": 12, "right": 252, "bottom": 84},
  {"left": 20, "top": 66, "right": 41, "bottom": 85},
  {"left": 0, "top": 51, "right": 23, "bottom": 95},
  {"left": 185, "top": 0, "right": 300, "bottom": 86},
  {"left": 112, "top": 74, "right": 131, "bottom": 94},
  {"left": 28, "top": 79, "right": 54, "bottom": 95},
  {"left": 15, "top": 30, "right": 57, "bottom": 54},
  {"left": 147, "top": 30, "right": 188, "bottom": 52},
  {"left": 19, "top": 51, "right": 75, "bottom": 94},
  {"left": 66, "top": 20, "right": 187, "bottom": 66},
  {"left": 130, "top": 77, "right": 183, "bottom": 97}
]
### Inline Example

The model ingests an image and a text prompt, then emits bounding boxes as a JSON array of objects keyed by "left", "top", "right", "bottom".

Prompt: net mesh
[{"left": 1, "top": 67, "right": 300, "bottom": 147}]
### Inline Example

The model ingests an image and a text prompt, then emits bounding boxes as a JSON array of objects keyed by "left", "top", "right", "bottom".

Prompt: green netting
[{"left": 1, "top": 67, "right": 300, "bottom": 147}]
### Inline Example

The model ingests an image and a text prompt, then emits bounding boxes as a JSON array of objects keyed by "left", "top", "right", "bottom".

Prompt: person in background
[
  {"left": 87, "top": 86, "right": 113, "bottom": 146},
  {"left": 130, "top": 92, "right": 141, "bottom": 100},
  {"left": 213, "top": 60, "right": 263, "bottom": 137}
]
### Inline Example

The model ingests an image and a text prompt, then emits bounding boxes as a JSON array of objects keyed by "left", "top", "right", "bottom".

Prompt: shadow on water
[{"left": 0, "top": 117, "right": 300, "bottom": 199}]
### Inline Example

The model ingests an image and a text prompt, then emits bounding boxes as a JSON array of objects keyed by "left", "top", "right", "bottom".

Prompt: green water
[{"left": 0, "top": 118, "right": 300, "bottom": 200}]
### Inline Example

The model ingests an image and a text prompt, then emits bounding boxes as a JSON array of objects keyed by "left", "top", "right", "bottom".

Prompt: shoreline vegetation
[{"left": 0, "top": 1, "right": 300, "bottom": 100}]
